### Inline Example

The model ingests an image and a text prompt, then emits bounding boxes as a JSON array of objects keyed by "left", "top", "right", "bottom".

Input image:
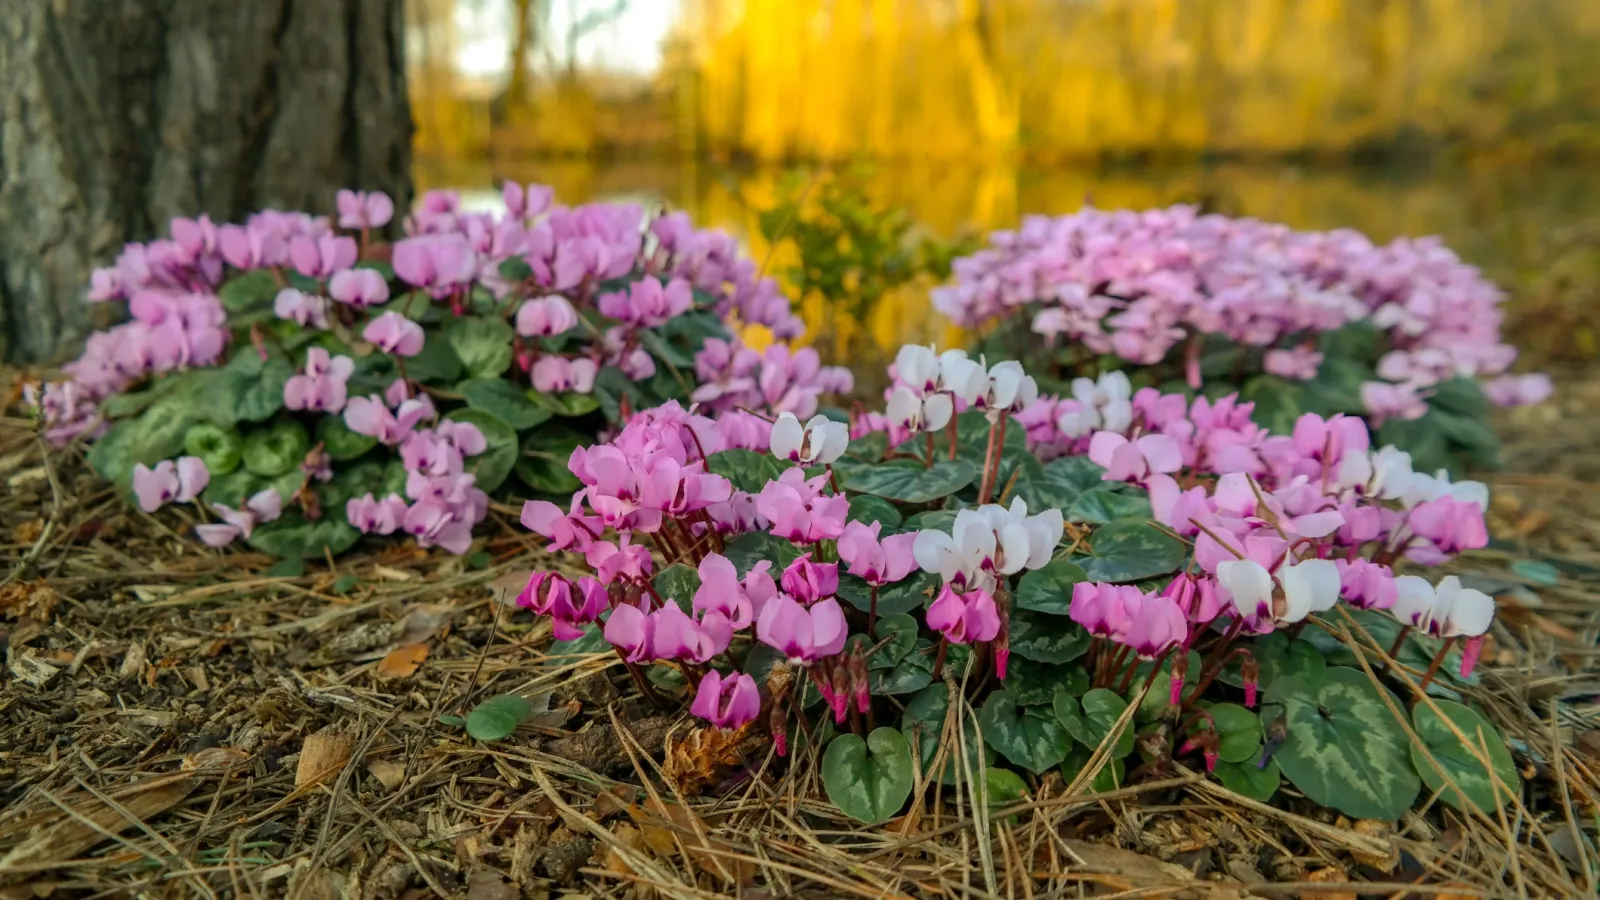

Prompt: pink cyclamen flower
[
  {"left": 1482, "top": 373, "right": 1552, "bottom": 407},
  {"left": 756, "top": 595, "right": 849, "bottom": 663},
  {"left": 836, "top": 520, "right": 918, "bottom": 586},
  {"left": 515, "top": 296, "right": 579, "bottom": 337},
  {"left": 691, "top": 670, "right": 761, "bottom": 731},
  {"left": 132, "top": 456, "right": 209, "bottom": 513},
  {"left": 520, "top": 498, "right": 601, "bottom": 552},
  {"left": 925, "top": 584, "right": 1001, "bottom": 645},
  {"left": 1118, "top": 590, "right": 1188, "bottom": 659},
  {"left": 336, "top": 190, "right": 395, "bottom": 230},
  {"left": 780, "top": 554, "right": 839, "bottom": 605},
  {"left": 328, "top": 268, "right": 390, "bottom": 308},
  {"left": 1335, "top": 558, "right": 1398, "bottom": 610},
  {"left": 1361, "top": 381, "right": 1428, "bottom": 425},
  {"left": 363, "top": 311, "right": 425, "bottom": 356},
  {"left": 343, "top": 393, "right": 434, "bottom": 445},
  {"left": 694, "top": 553, "right": 754, "bottom": 628},
  {"left": 195, "top": 488, "right": 283, "bottom": 547},
  {"left": 1070, "top": 582, "right": 1132, "bottom": 638},
  {"left": 1263, "top": 347, "right": 1323, "bottom": 381},
  {"left": 531, "top": 356, "right": 599, "bottom": 393},
  {"left": 604, "top": 603, "right": 654, "bottom": 662},
  {"left": 346, "top": 493, "right": 408, "bottom": 535},
  {"left": 755, "top": 468, "right": 849, "bottom": 544},
  {"left": 284, "top": 347, "right": 354, "bottom": 412},
  {"left": 273, "top": 288, "right": 329, "bottom": 329},
  {"left": 289, "top": 232, "right": 358, "bottom": 279},
  {"left": 547, "top": 576, "right": 608, "bottom": 640},
  {"left": 585, "top": 535, "right": 654, "bottom": 584},
  {"left": 597, "top": 276, "right": 693, "bottom": 329},
  {"left": 502, "top": 182, "right": 554, "bottom": 220},
  {"left": 1407, "top": 496, "right": 1489, "bottom": 556},
  {"left": 650, "top": 603, "right": 726, "bottom": 663},
  {"left": 1088, "top": 432, "right": 1183, "bottom": 483},
  {"left": 392, "top": 234, "right": 477, "bottom": 297}
]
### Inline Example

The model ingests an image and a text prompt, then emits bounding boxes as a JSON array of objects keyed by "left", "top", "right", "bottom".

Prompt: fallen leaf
[
  {"left": 296, "top": 730, "right": 353, "bottom": 788},
  {"left": 465, "top": 869, "right": 517, "bottom": 900},
  {"left": 601, "top": 824, "right": 646, "bottom": 878},
  {"left": 183, "top": 747, "right": 250, "bottom": 774},
  {"left": 376, "top": 643, "right": 429, "bottom": 680},
  {"left": 1304, "top": 868, "right": 1357, "bottom": 900},
  {"left": 488, "top": 570, "right": 531, "bottom": 606},
  {"left": 662, "top": 724, "right": 757, "bottom": 796},
  {"left": 118, "top": 643, "right": 146, "bottom": 679},
  {"left": 367, "top": 759, "right": 407, "bottom": 791},
  {"left": 0, "top": 777, "right": 197, "bottom": 870},
  {"left": 396, "top": 604, "right": 453, "bottom": 644},
  {"left": 1349, "top": 820, "right": 1399, "bottom": 872}
]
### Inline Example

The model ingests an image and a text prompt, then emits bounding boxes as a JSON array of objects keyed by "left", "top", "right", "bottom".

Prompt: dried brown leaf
[
  {"left": 662, "top": 723, "right": 756, "bottom": 796},
  {"left": 182, "top": 746, "right": 250, "bottom": 774},
  {"left": 295, "top": 729, "right": 353, "bottom": 788},
  {"left": 375, "top": 642, "right": 429, "bottom": 680},
  {"left": 1304, "top": 868, "right": 1357, "bottom": 900},
  {"left": 367, "top": 759, "right": 407, "bottom": 791}
]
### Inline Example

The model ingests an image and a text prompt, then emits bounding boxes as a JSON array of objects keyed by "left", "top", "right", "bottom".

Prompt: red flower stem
[
  {"left": 1183, "top": 619, "right": 1246, "bottom": 708},
  {"left": 947, "top": 413, "right": 959, "bottom": 461},
  {"left": 868, "top": 584, "right": 880, "bottom": 639},
  {"left": 1388, "top": 624, "right": 1412, "bottom": 660},
  {"left": 1418, "top": 637, "right": 1456, "bottom": 693},
  {"left": 931, "top": 636, "right": 949, "bottom": 679},
  {"left": 978, "top": 419, "right": 1000, "bottom": 504}
]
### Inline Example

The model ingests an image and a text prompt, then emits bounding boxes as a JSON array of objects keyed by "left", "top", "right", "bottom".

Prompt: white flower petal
[
  {"left": 922, "top": 393, "right": 954, "bottom": 432},
  {"left": 1281, "top": 559, "right": 1341, "bottom": 615},
  {"left": 770, "top": 412, "right": 803, "bottom": 461},
  {"left": 1390, "top": 575, "right": 1436, "bottom": 628},
  {"left": 1218, "top": 560, "right": 1274, "bottom": 620}
]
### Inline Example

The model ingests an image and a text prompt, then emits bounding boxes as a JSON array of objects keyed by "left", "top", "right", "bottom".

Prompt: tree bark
[{"left": 0, "top": 0, "right": 413, "bottom": 364}]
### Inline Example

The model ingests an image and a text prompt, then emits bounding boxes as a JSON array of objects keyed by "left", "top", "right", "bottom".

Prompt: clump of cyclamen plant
[
  {"left": 27, "top": 185, "right": 850, "bottom": 561},
  {"left": 516, "top": 342, "right": 1498, "bottom": 810}
]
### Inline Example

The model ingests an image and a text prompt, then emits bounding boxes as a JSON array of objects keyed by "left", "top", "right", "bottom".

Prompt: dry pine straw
[{"left": 1, "top": 369, "right": 1600, "bottom": 899}]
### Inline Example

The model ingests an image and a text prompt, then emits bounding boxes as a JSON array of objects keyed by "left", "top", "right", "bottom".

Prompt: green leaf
[
  {"left": 315, "top": 414, "right": 378, "bottom": 461},
  {"left": 437, "top": 715, "right": 467, "bottom": 727},
  {"left": 1060, "top": 744, "right": 1125, "bottom": 793},
  {"left": 1008, "top": 608, "right": 1091, "bottom": 664},
  {"left": 845, "top": 431, "right": 888, "bottom": 463},
  {"left": 446, "top": 408, "right": 518, "bottom": 493},
  {"left": 901, "top": 684, "right": 985, "bottom": 786},
  {"left": 979, "top": 692, "right": 1075, "bottom": 773},
  {"left": 1267, "top": 667, "right": 1419, "bottom": 820},
  {"left": 202, "top": 352, "right": 294, "bottom": 427},
  {"left": 902, "top": 509, "right": 957, "bottom": 533},
  {"left": 1015, "top": 559, "right": 1088, "bottom": 614},
  {"left": 1002, "top": 658, "right": 1088, "bottom": 705},
  {"left": 1014, "top": 455, "right": 1105, "bottom": 512},
  {"left": 1242, "top": 375, "right": 1302, "bottom": 435},
  {"left": 515, "top": 426, "right": 586, "bottom": 494},
  {"left": 1510, "top": 559, "right": 1560, "bottom": 586},
  {"left": 653, "top": 563, "right": 701, "bottom": 609},
  {"left": 722, "top": 531, "right": 803, "bottom": 575},
  {"left": 1055, "top": 689, "right": 1135, "bottom": 759},
  {"left": 841, "top": 459, "right": 978, "bottom": 504},
  {"left": 1219, "top": 634, "right": 1327, "bottom": 692},
  {"left": 1077, "top": 518, "right": 1186, "bottom": 583},
  {"left": 91, "top": 393, "right": 208, "bottom": 484},
  {"left": 403, "top": 332, "right": 464, "bottom": 383},
  {"left": 319, "top": 460, "right": 386, "bottom": 512},
  {"left": 529, "top": 390, "right": 602, "bottom": 417},
  {"left": 242, "top": 420, "right": 310, "bottom": 477},
  {"left": 846, "top": 495, "right": 903, "bottom": 530},
  {"left": 1409, "top": 700, "right": 1519, "bottom": 815},
  {"left": 247, "top": 513, "right": 360, "bottom": 559},
  {"left": 548, "top": 623, "right": 610, "bottom": 659},
  {"left": 870, "top": 613, "right": 920, "bottom": 668},
  {"left": 218, "top": 270, "right": 280, "bottom": 316},
  {"left": 1067, "top": 488, "right": 1152, "bottom": 525},
  {"left": 265, "top": 557, "right": 306, "bottom": 578},
  {"left": 705, "top": 449, "right": 783, "bottom": 493},
  {"left": 821, "top": 728, "right": 915, "bottom": 824},
  {"left": 184, "top": 423, "right": 244, "bottom": 475},
  {"left": 1198, "top": 703, "right": 1263, "bottom": 765},
  {"left": 869, "top": 652, "right": 935, "bottom": 695},
  {"left": 837, "top": 570, "right": 938, "bottom": 616},
  {"left": 458, "top": 378, "right": 553, "bottom": 430},
  {"left": 465, "top": 694, "right": 533, "bottom": 742},
  {"left": 1214, "top": 758, "right": 1281, "bottom": 802},
  {"left": 444, "top": 316, "right": 515, "bottom": 378},
  {"left": 984, "top": 767, "right": 1030, "bottom": 814}
]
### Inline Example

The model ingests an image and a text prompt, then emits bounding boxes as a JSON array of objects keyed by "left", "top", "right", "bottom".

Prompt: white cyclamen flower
[
  {"left": 982, "top": 360, "right": 1039, "bottom": 413},
  {"left": 1218, "top": 557, "right": 1339, "bottom": 627},
  {"left": 1390, "top": 575, "right": 1494, "bottom": 637},
  {"left": 886, "top": 386, "right": 954, "bottom": 433},
  {"left": 894, "top": 344, "right": 940, "bottom": 393},
  {"left": 769, "top": 412, "right": 850, "bottom": 465}
]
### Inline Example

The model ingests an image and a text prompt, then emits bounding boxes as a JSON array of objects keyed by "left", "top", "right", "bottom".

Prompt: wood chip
[
  {"left": 0, "top": 777, "right": 196, "bottom": 871},
  {"left": 295, "top": 729, "right": 354, "bottom": 788},
  {"left": 367, "top": 759, "right": 407, "bottom": 791},
  {"left": 7, "top": 652, "right": 59, "bottom": 688},
  {"left": 118, "top": 642, "right": 146, "bottom": 679}
]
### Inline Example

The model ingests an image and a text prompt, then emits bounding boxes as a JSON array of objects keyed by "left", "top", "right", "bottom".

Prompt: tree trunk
[{"left": 0, "top": 0, "right": 413, "bottom": 364}]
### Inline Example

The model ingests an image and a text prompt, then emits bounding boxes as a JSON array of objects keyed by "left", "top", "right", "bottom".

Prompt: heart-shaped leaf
[
  {"left": 315, "top": 414, "right": 378, "bottom": 462},
  {"left": 445, "top": 408, "right": 518, "bottom": 493},
  {"left": 985, "top": 767, "right": 1029, "bottom": 821},
  {"left": 1409, "top": 699, "right": 1519, "bottom": 815},
  {"left": 706, "top": 449, "right": 783, "bottom": 493},
  {"left": 846, "top": 495, "right": 903, "bottom": 530},
  {"left": 203, "top": 352, "right": 294, "bottom": 427},
  {"left": 1214, "top": 758, "right": 1281, "bottom": 802},
  {"left": 528, "top": 389, "right": 603, "bottom": 418},
  {"left": 247, "top": 513, "right": 361, "bottom": 560},
  {"left": 546, "top": 622, "right": 609, "bottom": 660},
  {"left": 1193, "top": 703, "right": 1263, "bottom": 765},
  {"left": 515, "top": 425, "right": 587, "bottom": 494},
  {"left": 1002, "top": 657, "right": 1089, "bottom": 705},
  {"left": 842, "top": 459, "right": 978, "bottom": 503},
  {"left": 822, "top": 728, "right": 915, "bottom": 824},
  {"left": 1267, "top": 667, "right": 1418, "bottom": 820},
  {"left": 1077, "top": 518, "right": 1187, "bottom": 583},
  {"left": 1015, "top": 559, "right": 1089, "bottom": 614},
  {"left": 1220, "top": 633, "right": 1327, "bottom": 692},
  {"left": 242, "top": 420, "right": 311, "bottom": 477},
  {"left": 869, "top": 649, "right": 934, "bottom": 695},
  {"left": 653, "top": 563, "right": 701, "bottom": 610},
  {"left": 902, "top": 509, "right": 957, "bottom": 533},
  {"left": 901, "top": 684, "right": 984, "bottom": 786},
  {"left": 837, "top": 570, "right": 938, "bottom": 616},
  {"left": 466, "top": 694, "right": 533, "bottom": 742},
  {"left": 1054, "top": 688, "right": 1135, "bottom": 759},
  {"left": 444, "top": 316, "right": 515, "bottom": 378},
  {"left": 1008, "top": 608, "right": 1091, "bottom": 664},
  {"left": 871, "top": 613, "right": 920, "bottom": 667},
  {"left": 1060, "top": 744, "right": 1125, "bottom": 792},
  {"left": 1067, "top": 488, "right": 1152, "bottom": 524},
  {"left": 458, "top": 378, "right": 553, "bottom": 430},
  {"left": 722, "top": 531, "right": 803, "bottom": 575},
  {"left": 185, "top": 423, "right": 245, "bottom": 474},
  {"left": 845, "top": 431, "right": 889, "bottom": 463},
  {"left": 980, "top": 692, "right": 1075, "bottom": 773},
  {"left": 403, "top": 331, "right": 464, "bottom": 383},
  {"left": 1014, "top": 455, "right": 1105, "bottom": 512}
]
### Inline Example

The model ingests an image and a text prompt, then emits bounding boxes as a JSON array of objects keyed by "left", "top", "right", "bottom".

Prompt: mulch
[{"left": 2, "top": 363, "right": 1599, "bottom": 899}]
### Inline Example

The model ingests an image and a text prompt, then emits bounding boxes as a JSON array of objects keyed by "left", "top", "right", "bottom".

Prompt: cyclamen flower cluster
[
  {"left": 32, "top": 183, "right": 851, "bottom": 560},
  {"left": 931, "top": 205, "right": 1551, "bottom": 419}
]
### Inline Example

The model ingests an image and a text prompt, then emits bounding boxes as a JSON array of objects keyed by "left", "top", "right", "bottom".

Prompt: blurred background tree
[{"left": 0, "top": 0, "right": 412, "bottom": 364}]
